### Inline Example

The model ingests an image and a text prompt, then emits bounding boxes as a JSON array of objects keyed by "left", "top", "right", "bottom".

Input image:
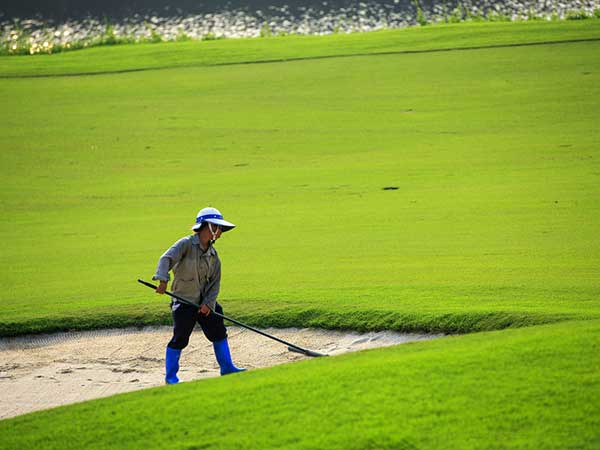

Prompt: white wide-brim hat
[{"left": 191, "top": 207, "right": 236, "bottom": 232}]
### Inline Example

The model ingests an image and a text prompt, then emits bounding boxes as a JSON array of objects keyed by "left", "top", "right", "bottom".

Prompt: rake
[{"left": 138, "top": 279, "right": 327, "bottom": 357}]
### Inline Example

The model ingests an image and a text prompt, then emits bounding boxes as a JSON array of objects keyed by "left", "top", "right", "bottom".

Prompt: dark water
[{"left": 1, "top": 0, "right": 416, "bottom": 21}]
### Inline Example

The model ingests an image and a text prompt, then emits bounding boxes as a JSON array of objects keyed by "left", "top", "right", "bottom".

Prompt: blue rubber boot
[
  {"left": 165, "top": 347, "right": 182, "bottom": 384},
  {"left": 213, "top": 338, "right": 246, "bottom": 375}
]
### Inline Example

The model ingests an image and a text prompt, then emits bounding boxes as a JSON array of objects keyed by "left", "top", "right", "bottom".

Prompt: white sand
[{"left": 0, "top": 326, "right": 441, "bottom": 420}]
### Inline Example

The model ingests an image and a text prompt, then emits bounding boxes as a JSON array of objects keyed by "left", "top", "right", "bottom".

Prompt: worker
[{"left": 153, "top": 207, "right": 245, "bottom": 384}]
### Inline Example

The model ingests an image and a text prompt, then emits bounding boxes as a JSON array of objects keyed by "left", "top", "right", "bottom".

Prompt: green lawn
[
  {"left": 1, "top": 20, "right": 599, "bottom": 77},
  {"left": 1, "top": 319, "right": 598, "bottom": 449},
  {"left": 1, "top": 22, "right": 598, "bottom": 336},
  {"left": 0, "top": 21, "right": 599, "bottom": 448}
]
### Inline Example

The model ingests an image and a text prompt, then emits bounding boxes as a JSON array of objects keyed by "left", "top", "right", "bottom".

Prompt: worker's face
[{"left": 208, "top": 223, "right": 223, "bottom": 241}]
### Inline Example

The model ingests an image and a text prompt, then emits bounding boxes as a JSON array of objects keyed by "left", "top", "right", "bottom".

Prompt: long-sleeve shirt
[{"left": 153, "top": 234, "right": 221, "bottom": 309}]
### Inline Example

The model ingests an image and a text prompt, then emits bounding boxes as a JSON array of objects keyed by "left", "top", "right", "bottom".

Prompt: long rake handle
[{"left": 137, "top": 279, "right": 325, "bottom": 357}]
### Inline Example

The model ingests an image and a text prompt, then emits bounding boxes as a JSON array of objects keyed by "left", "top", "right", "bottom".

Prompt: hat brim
[{"left": 192, "top": 218, "right": 236, "bottom": 232}]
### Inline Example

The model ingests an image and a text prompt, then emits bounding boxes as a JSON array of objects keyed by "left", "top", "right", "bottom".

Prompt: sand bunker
[{"left": 0, "top": 326, "right": 441, "bottom": 420}]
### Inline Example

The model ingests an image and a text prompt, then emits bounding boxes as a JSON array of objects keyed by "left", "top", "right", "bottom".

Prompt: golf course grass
[
  {"left": 1, "top": 19, "right": 599, "bottom": 448},
  {"left": 1, "top": 319, "right": 598, "bottom": 449},
  {"left": 1, "top": 20, "right": 599, "bottom": 78}
]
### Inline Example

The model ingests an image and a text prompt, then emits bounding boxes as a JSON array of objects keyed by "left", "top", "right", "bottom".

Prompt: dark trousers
[{"left": 167, "top": 301, "right": 228, "bottom": 350}]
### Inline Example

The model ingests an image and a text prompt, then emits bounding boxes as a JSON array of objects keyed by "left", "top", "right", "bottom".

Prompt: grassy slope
[
  {"left": 1, "top": 319, "right": 598, "bottom": 449},
  {"left": 1, "top": 25, "right": 599, "bottom": 336},
  {"left": 0, "top": 21, "right": 599, "bottom": 77}
]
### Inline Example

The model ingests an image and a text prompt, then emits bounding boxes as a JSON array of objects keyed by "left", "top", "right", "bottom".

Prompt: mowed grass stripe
[
  {"left": 1, "top": 40, "right": 599, "bottom": 336},
  {"left": 1, "top": 20, "right": 600, "bottom": 78},
  {"left": 2, "top": 37, "right": 600, "bottom": 80},
  {"left": 1, "top": 319, "right": 598, "bottom": 449}
]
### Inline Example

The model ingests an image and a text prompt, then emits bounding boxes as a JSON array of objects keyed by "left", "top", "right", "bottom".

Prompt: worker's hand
[
  {"left": 155, "top": 281, "right": 167, "bottom": 294},
  {"left": 199, "top": 304, "right": 211, "bottom": 317}
]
